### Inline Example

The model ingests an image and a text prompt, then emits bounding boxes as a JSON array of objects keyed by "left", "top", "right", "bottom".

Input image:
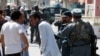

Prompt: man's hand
[{"left": 22, "top": 45, "right": 29, "bottom": 51}]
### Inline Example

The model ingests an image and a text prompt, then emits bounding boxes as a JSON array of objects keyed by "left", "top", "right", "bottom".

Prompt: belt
[{"left": 72, "top": 43, "right": 90, "bottom": 47}]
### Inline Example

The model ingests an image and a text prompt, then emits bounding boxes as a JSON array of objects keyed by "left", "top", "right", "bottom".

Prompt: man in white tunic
[{"left": 30, "top": 12, "right": 61, "bottom": 56}]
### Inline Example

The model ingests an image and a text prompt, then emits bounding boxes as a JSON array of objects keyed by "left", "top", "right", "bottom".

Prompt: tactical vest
[{"left": 69, "top": 22, "right": 91, "bottom": 46}]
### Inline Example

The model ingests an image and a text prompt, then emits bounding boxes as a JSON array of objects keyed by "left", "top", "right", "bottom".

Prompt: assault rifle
[{"left": 90, "top": 34, "right": 99, "bottom": 56}]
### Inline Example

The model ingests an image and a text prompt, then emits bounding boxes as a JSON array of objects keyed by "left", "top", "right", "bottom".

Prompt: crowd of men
[{"left": 0, "top": 5, "right": 98, "bottom": 56}]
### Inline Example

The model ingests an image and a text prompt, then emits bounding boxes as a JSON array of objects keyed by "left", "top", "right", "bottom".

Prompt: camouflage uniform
[
  {"left": 57, "top": 18, "right": 94, "bottom": 56},
  {"left": 58, "top": 8, "right": 94, "bottom": 56}
]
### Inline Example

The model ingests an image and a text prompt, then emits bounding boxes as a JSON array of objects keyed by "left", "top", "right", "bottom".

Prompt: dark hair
[
  {"left": 11, "top": 10, "right": 22, "bottom": 21},
  {"left": 30, "top": 12, "right": 41, "bottom": 20},
  {"left": 32, "top": 5, "right": 39, "bottom": 11},
  {"left": 6, "top": 5, "right": 10, "bottom": 9},
  {"left": 0, "top": 10, "right": 3, "bottom": 14},
  {"left": 62, "top": 11, "right": 72, "bottom": 17}
]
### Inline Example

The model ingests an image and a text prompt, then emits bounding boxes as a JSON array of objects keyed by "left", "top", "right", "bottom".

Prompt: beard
[{"left": 62, "top": 20, "right": 66, "bottom": 23}]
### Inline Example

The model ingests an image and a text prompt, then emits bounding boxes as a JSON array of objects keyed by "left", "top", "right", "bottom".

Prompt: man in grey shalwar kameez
[{"left": 57, "top": 8, "right": 95, "bottom": 56}]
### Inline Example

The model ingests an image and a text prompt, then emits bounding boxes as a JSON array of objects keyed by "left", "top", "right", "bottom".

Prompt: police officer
[
  {"left": 54, "top": 11, "right": 72, "bottom": 56},
  {"left": 57, "top": 8, "right": 94, "bottom": 56},
  {"left": 61, "top": 11, "right": 72, "bottom": 56}
]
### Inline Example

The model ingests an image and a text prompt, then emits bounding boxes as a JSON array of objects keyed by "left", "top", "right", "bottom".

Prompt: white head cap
[{"left": 71, "top": 8, "right": 82, "bottom": 16}]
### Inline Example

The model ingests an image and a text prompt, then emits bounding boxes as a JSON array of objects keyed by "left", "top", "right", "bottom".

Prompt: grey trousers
[{"left": 70, "top": 45, "right": 91, "bottom": 56}]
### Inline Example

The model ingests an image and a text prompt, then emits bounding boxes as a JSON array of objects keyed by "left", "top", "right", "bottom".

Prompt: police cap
[
  {"left": 71, "top": 8, "right": 82, "bottom": 16},
  {"left": 62, "top": 11, "right": 72, "bottom": 17}
]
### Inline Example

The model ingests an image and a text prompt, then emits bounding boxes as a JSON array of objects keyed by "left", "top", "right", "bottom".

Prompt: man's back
[
  {"left": 69, "top": 20, "right": 91, "bottom": 46},
  {"left": 1, "top": 21, "right": 22, "bottom": 54}
]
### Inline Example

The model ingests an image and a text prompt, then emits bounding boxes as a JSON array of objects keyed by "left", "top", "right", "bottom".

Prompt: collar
[{"left": 74, "top": 19, "right": 82, "bottom": 22}]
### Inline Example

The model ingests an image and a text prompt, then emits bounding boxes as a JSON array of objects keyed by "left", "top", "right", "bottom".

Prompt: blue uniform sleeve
[{"left": 56, "top": 23, "right": 75, "bottom": 38}]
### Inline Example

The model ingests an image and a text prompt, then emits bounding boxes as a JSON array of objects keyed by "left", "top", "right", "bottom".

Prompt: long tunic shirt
[{"left": 38, "top": 21, "right": 61, "bottom": 56}]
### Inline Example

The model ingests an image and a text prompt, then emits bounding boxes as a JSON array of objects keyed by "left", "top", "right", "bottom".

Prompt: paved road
[
  {"left": 28, "top": 38, "right": 100, "bottom": 56},
  {"left": 28, "top": 43, "right": 40, "bottom": 56}
]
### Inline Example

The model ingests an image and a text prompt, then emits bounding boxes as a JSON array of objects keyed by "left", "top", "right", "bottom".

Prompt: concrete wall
[
  {"left": 79, "top": 0, "right": 85, "bottom": 4},
  {"left": 95, "top": 0, "right": 100, "bottom": 16},
  {"left": 63, "top": 0, "right": 72, "bottom": 8},
  {"left": 85, "top": 0, "right": 100, "bottom": 17},
  {"left": 71, "top": 0, "right": 78, "bottom": 3},
  {"left": 19, "top": 0, "right": 31, "bottom": 10},
  {"left": 0, "top": 0, "right": 7, "bottom": 10},
  {"left": 19, "top": 0, "right": 50, "bottom": 10},
  {"left": 63, "top": 0, "right": 85, "bottom": 9},
  {"left": 87, "top": 0, "right": 93, "bottom": 4}
]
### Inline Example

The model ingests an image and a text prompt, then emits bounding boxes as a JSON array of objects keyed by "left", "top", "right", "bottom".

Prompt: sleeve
[
  {"left": 87, "top": 22, "right": 94, "bottom": 35},
  {"left": 56, "top": 24, "right": 74, "bottom": 38},
  {"left": 0, "top": 26, "right": 3, "bottom": 35},
  {"left": 54, "top": 20, "right": 62, "bottom": 26},
  {"left": 18, "top": 25, "right": 25, "bottom": 34},
  {"left": 38, "top": 24, "right": 47, "bottom": 53}
]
